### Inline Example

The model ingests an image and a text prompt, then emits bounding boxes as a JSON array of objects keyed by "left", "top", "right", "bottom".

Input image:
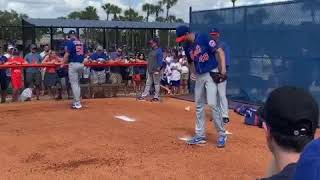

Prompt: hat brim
[
  {"left": 176, "top": 35, "right": 187, "bottom": 43},
  {"left": 210, "top": 32, "right": 220, "bottom": 36}
]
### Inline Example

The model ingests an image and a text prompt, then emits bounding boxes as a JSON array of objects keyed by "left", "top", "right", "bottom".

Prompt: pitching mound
[{"left": 0, "top": 98, "right": 271, "bottom": 179}]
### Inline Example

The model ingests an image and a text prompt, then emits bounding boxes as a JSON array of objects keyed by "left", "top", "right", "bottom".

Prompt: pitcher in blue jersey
[
  {"left": 176, "top": 25, "right": 227, "bottom": 148},
  {"left": 210, "top": 28, "right": 231, "bottom": 125},
  {"left": 63, "top": 30, "right": 87, "bottom": 109}
]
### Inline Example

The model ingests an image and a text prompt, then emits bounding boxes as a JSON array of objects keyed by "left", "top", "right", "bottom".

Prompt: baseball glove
[{"left": 210, "top": 72, "right": 227, "bottom": 83}]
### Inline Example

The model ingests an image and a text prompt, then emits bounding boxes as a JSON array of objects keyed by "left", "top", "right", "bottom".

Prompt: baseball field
[{"left": 0, "top": 98, "right": 271, "bottom": 180}]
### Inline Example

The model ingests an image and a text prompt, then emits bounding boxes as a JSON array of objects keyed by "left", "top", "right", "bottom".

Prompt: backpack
[
  {"left": 244, "top": 108, "right": 263, "bottom": 128},
  {"left": 234, "top": 105, "right": 250, "bottom": 116}
]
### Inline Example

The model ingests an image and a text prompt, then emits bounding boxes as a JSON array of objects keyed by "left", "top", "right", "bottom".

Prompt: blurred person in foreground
[
  {"left": 293, "top": 138, "right": 320, "bottom": 180},
  {"left": 259, "top": 86, "right": 319, "bottom": 180}
]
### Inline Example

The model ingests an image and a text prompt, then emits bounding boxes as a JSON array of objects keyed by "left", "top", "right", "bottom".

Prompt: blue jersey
[
  {"left": 65, "top": 38, "right": 86, "bottom": 63},
  {"left": 217, "top": 41, "right": 231, "bottom": 67},
  {"left": 185, "top": 33, "right": 218, "bottom": 74},
  {"left": 90, "top": 52, "right": 109, "bottom": 71},
  {"left": 0, "top": 56, "right": 7, "bottom": 75}
]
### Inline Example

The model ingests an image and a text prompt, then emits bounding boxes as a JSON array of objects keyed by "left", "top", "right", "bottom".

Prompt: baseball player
[
  {"left": 210, "top": 28, "right": 231, "bottom": 124},
  {"left": 63, "top": 30, "right": 87, "bottom": 109},
  {"left": 176, "top": 25, "right": 228, "bottom": 148},
  {"left": 138, "top": 38, "right": 163, "bottom": 102}
]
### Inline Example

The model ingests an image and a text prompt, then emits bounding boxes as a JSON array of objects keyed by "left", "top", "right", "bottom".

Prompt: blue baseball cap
[
  {"left": 176, "top": 25, "right": 189, "bottom": 43},
  {"left": 294, "top": 138, "right": 320, "bottom": 180},
  {"left": 68, "top": 30, "right": 77, "bottom": 35},
  {"left": 210, "top": 28, "right": 220, "bottom": 35}
]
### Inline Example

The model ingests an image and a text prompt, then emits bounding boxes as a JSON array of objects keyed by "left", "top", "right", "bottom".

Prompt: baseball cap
[
  {"left": 68, "top": 30, "right": 77, "bottom": 35},
  {"left": 30, "top": 44, "right": 37, "bottom": 49},
  {"left": 96, "top": 45, "right": 103, "bottom": 51},
  {"left": 210, "top": 28, "right": 220, "bottom": 35},
  {"left": 7, "top": 45, "right": 14, "bottom": 50},
  {"left": 176, "top": 25, "right": 189, "bottom": 43},
  {"left": 148, "top": 38, "right": 159, "bottom": 45},
  {"left": 260, "top": 86, "right": 319, "bottom": 137},
  {"left": 294, "top": 138, "right": 320, "bottom": 180}
]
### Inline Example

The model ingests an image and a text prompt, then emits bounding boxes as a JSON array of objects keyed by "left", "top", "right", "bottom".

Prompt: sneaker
[
  {"left": 72, "top": 102, "right": 82, "bottom": 109},
  {"left": 187, "top": 135, "right": 207, "bottom": 145},
  {"left": 223, "top": 117, "right": 230, "bottom": 124},
  {"left": 151, "top": 98, "right": 160, "bottom": 102},
  {"left": 217, "top": 135, "right": 227, "bottom": 148},
  {"left": 137, "top": 96, "right": 146, "bottom": 101}
]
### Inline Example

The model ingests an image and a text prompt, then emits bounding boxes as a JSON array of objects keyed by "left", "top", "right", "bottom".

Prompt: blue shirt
[
  {"left": 24, "top": 52, "right": 42, "bottom": 73},
  {"left": 185, "top": 33, "right": 218, "bottom": 74},
  {"left": 0, "top": 56, "right": 7, "bottom": 76},
  {"left": 217, "top": 41, "right": 231, "bottom": 67},
  {"left": 65, "top": 38, "right": 86, "bottom": 63},
  {"left": 90, "top": 52, "right": 109, "bottom": 71}
]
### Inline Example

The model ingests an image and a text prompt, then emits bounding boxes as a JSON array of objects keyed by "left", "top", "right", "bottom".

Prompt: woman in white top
[
  {"left": 169, "top": 57, "right": 182, "bottom": 95},
  {"left": 179, "top": 56, "right": 189, "bottom": 94}
]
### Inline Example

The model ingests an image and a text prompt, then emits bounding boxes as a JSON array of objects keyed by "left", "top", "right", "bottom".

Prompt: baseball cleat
[
  {"left": 223, "top": 117, "right": 230, "bottom": 124},
  {"left": 187, "top": 135, "right": 207, "bottom": 145},
  {"left": 72, "top": 102, "right": 82, "bottom": 109},
  {"left": 217, "top": 135, "right": 227, "bottom": 148}
]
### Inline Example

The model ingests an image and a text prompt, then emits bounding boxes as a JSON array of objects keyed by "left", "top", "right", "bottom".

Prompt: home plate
[
  {"left": 226, "top": 130, "right": 233, "bottom": 135},
  {"left": 115, "top": 115, "right": 136, "bottom": 122}
]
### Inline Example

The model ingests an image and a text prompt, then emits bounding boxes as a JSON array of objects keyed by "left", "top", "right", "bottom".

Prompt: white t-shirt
[
  {"left": 20, "top": 88, "right": 33, "bottom": 101},
  {"left": 179, "top": 58, "right": 189, "bottom": 74},
  {"left": 169, "top": 62, "right": 181, "bottom": 81},
  {"left": 165, "top": 56, "right": 173, "bottom": 64}
]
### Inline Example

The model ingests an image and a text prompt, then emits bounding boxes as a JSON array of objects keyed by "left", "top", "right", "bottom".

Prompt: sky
[{"left": 0, "top": 0, "right": 289, "bottom": 22}]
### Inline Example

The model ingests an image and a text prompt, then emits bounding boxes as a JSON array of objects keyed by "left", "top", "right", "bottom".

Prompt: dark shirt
[{"left": 260, "top": 163, "right": 297, "bottom": 180}]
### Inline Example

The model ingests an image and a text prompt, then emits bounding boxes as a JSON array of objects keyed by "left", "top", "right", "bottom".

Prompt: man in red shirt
[{"left": 5, "top": 48, "right": 27, "bottom": 102}]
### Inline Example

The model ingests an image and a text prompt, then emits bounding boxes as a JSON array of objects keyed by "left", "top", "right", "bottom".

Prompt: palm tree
[
  {"left": 110, "top": 5, "right": 122, "bottom": 21},
  {"left": 156, "top": 16, "right": 166, "bottom": 22},
  {"left": 162, "top": 0, "right": 178, "bottom": 20},
  {"left": 152, "top": 2, "right": 164, "bottom": 19},
  {"left": 301, "top": 0, "right": 320, "bottom": 23},
  {"left": 102, "top": 3, "right": 112, "bottom": 21},
  {"left": 142, "top": 3, "right": 154, "bottom": 22},
  {"left": 83, "top": 6, "right": 99, "bottom": 20}
]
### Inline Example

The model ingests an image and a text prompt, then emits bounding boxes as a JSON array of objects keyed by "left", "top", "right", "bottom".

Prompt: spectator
[
  {"left": 132, "top": 52, "right": 144, "bottom": 92},
  {"left": 138, "top": 38, "right": 163, "bottom": 102},
  {"left": 109, "top": 48, "right": 123, "bottom": 84},
  {"left": 40, "top": 44, "right": 50, "bottom": 95},
  {"left": 24, "top": 44, "right": 42, "bottom": 100},
  {"left": 161, "top": 57, "right": 172, "bottom": 95},
  {"left": 56, "top": 47, "right": 71, "bottom": 100},
  {"left": 294, "top": 138, "right": 320, "bottom": 180},
  {"left": 179, "top": 56, "right": 189, "bottom": 94},
  {"left": 4, "top": 45, "right": 14, "bottom": 59},
  {"left": 42, "top": 50, "right": 62, "bottom": 98},
  {"left": 259, "top": 86, "right": 319, "bottom": 180},
  {"left": 5, "top": 48, "right": 27, "bottom": 102},
  {"left": 169, "top": 57, "right": 182, "bottom": 95},
  {"left": 0, "top": 53, "right": 8, "bottom": 103},
  {"left": 89, "top": 46, "right": 108, "bottom": 85},
  {"left": 40, "top": 44, "right": 50, "bottom": 59}
]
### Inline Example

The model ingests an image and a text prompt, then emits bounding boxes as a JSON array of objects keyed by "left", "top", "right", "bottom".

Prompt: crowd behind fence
[{"left": 0, "top": 44, "right": 190, "bottom": 103}]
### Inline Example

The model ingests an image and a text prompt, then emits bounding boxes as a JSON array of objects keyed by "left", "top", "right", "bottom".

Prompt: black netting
[{"left": 191, "top": 0, "right": 320, "bottom": 104}]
